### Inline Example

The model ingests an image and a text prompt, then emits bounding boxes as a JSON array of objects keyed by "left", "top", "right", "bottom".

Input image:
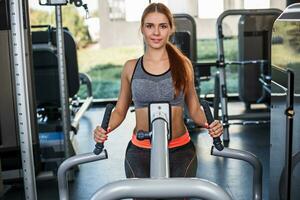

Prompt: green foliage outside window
[{"left": 30, "top": 5, "right": 91, "bottom": 48}]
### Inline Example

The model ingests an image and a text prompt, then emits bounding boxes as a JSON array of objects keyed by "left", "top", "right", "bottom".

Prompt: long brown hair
[{"left": 141, "top": 3, "right": 192, "bottom": 96}]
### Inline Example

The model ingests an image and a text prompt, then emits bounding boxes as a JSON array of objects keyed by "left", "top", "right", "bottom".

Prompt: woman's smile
[{"left": 150, "top": 38, "right": 162, "bottom": 44}]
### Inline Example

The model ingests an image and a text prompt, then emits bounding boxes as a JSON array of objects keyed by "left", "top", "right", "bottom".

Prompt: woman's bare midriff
[{"left": 133, "top": 106, "right": 187, "bottom": 139}]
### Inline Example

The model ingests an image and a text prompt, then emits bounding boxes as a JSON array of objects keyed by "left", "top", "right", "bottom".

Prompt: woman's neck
[{"left": 144, "top": 47, "right": 168, "bottom": 62}]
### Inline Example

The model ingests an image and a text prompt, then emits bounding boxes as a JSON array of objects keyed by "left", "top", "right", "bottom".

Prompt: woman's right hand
[{"left": 93, "top": 125, "right": 111, "bottom": 143}]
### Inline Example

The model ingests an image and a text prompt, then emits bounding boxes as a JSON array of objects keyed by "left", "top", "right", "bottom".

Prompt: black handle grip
[
  {"left": 136, "top": 130, "right": 151, "bottom": 140},
  {"left": 200, "top": 100, "right": 224, "bottom": 151},
  {"left": 93, "top": 104, "right": 114, "bottom": 155}
]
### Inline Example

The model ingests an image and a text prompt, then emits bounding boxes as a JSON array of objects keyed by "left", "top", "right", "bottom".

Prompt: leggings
[{"left": 124, "top": 140, "right": 197, "bottom": 200}]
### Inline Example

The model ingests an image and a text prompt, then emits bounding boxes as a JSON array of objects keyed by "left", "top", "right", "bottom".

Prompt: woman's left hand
[{"left": 207, "top": 120, "right": 223, "bottom": 138}]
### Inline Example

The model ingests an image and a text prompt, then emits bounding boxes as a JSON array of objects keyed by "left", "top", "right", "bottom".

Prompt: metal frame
[
  {"left": 148, "top": 103, "right": 171, "bottom": 177},
  {"left": 71, "top": 73, "right": 93, "bottom": 132},
  {"left": 284, "top": 69, "right": 294, "bottom": 200},
  {"left": 215, "top": 9, "right": 282, "bottom": 142},
  {"left": 9, "top": 0, "right": 37, "bottom": 199},
  {"left": 211, "top": 147, "right": 263, "bottom": 200},
  {"left": 55, "top": 5, "right": 71, "bottom": 159},
  {"left": 7, "top": 1, "right": 92, "bottom": 199},
  {"left": 271, "top": 66, "right": 295, "bottom": 200},
  {"left": 58, "top": 152, "right": 108, "bottom": 200}
]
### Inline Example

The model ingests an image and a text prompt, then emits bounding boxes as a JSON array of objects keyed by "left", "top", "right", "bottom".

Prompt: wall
[{"left": 98, "top": 0, "right": 287, "bottom": 48}]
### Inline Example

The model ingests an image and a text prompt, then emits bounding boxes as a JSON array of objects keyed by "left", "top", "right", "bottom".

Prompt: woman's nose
[{"left": 153, "top": 26, "right": 160, "bottom": 35}]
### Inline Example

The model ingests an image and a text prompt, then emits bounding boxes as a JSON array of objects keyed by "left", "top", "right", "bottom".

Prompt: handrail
[
  {"left": 90, "top": 178, "right": 232, "bottom": 200},
  {"left": 57, "top": 152, "right": 108, "bottom": 200},
  {"left": 211, "top": 147, "right": 262, "bottom": 200}
]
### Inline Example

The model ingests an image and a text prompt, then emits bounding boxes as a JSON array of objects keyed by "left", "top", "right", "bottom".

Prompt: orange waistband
[{"left": 131, "top": 131, "right": 191, "bottom": 149}]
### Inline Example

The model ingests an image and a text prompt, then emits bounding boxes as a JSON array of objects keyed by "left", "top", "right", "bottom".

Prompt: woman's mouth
[{"left": 151, "top": 38, "right": 162, "bottom": 44}]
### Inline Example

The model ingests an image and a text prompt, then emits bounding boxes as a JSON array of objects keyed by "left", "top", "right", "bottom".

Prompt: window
[
  {"left": 244, "top": 0, "right": 270, "bottom": 9},
  {"left": 150, "top": 0, "right": 168, "bottom": 4},
  {"left": 198, "top": 0, "right": 224, "bottom": 19},
  {"left": 108, "top": 0, "right": 126, "bottom": 20},
  {"left": 124, "top": 0, "right": 148, "bottom": 22},
  {"left": 124, "top": 0, "right": 168, "bottom": 22}
]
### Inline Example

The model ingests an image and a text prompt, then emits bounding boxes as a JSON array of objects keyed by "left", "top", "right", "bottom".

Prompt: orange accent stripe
[{"left": 131, "top": 131, "right": 190, "bottom": 149}]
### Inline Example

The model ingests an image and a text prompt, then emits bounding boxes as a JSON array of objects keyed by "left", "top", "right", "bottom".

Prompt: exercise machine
[
  {"left": 269, "top": 4, "right": 300, "bottom": 199},
  {"left": 58, "top": 103, "right": 230, "bottom": 200},
  {"left": 214, "top": 8, "right": 282, "bottom": 142},
  {"left": 0, "top": 0, "right": 91, "bottom": 199},
  {"left": 32, "top": 24, "right": 93, "bottom": 171},
  {"left": 1, "top": 1, "right": 39, "bottom": 199},
  {"left": 57, "top": 99, "right": 264, "bottom": 199}
]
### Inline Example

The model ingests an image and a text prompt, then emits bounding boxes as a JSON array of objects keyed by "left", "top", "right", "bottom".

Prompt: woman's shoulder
[
  {"left": 122, "top": 58, "right": 140, "bottom": 80},
  {"left": 124, "top": 58, "right": 139, "bottom": 68},
  {"left": 123, "top": 58, "right": 140, "bottom": 75}
]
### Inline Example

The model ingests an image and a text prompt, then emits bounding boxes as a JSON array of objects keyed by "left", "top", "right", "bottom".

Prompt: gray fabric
[{"left": 131, "top": 56, "right": 184, "bottom": 109}]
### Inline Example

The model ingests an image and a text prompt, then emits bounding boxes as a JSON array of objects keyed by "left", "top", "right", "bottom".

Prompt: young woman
[{"left": 94, "top": 2, "right": 223, "bottom": 181}]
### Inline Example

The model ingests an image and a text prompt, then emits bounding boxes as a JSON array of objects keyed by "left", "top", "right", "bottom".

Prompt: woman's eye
[
  {"left": 146, "top": 24, "right": 152, "bottom": 28},
  {"left": 160, "top": 25, "right": 167, "bottom": 29}
]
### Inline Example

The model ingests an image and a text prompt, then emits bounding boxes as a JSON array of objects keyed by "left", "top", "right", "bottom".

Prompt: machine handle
[
  {"left": 93, "top": 104, "right": 114, "bottom": 155},
  {"left": 200, "top": 100, "right": 224, "bottom": 151}
]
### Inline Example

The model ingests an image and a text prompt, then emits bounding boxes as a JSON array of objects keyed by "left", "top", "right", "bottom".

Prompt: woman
[{"left": 94, "top": 2, "right": 223, "bottom": 183}]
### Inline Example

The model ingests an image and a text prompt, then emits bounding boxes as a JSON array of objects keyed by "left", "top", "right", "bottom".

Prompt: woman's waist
[{"left": 131, "top": 130, "right": 190, "bottom": 149}]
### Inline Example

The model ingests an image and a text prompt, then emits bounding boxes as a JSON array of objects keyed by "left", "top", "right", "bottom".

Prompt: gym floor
[{"left": 0, "top": 102, "right": 270, "bottom": 200}]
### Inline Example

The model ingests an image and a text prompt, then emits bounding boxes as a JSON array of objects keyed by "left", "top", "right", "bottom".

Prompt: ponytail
[{"left": 166, "top": 42, "right": 192, "bottom": 97}]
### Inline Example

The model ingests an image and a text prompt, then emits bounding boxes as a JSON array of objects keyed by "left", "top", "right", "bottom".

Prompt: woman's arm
[
  {"left": 107, "top": 59, "right": 136, "bottom": 131},
  {"left": 184, "top": 62, "right": 223, "bottom": 137},
  {"left": 184, "top": 64, "right": 207, "bottom": 127}
]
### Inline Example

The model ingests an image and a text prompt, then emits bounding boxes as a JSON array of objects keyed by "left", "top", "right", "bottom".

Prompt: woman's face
[{"left": 142, "top": 12, "right": 172, "bottom": 49}]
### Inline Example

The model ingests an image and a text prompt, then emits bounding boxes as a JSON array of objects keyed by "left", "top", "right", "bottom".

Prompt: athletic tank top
[{"left": 131, "top": 56, "right": 184, "bottom": 109}]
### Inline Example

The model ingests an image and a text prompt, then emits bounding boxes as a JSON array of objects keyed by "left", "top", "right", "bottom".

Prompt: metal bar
[
  {"left": 216, "top": 9, "right": 282, "bottom": 28},
  {"left": 227, "top": 120, "right": 269, "bottom": 126},
  {"left": 225, "top": 60, "right": 268, "bottom": 66},
  {"left": 219, "top": 66, "right": 229, "bottom": 141},
  {"left": 90, "top": 178, "right": 232, "bottom": 200},
  {"left": 55, "top": 6, "right": 71, "bottom": 159},
  {"left": 284, "top": 69, "right": 294, "bottom": 200},
  {"left": 9, "top": 0, "right": 37, "bottom": 199},
  {"left": 211, "top": 147, "right": 262, "bottom": 200},
  {"left": 58, "top": 151, "right": 108, "bottom": 200},
  {"left": 150, "top": 118, "right": 170, "bottom": 178},
  {"left": 71, "top": 96, "right": 93, "bottom": 131},
  {"left": 79, "top": 73, "right": 93, "bottom": 97}
]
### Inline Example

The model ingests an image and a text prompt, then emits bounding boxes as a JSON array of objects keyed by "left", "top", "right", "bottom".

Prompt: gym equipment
[
  {"left": 32, "top": 25, "right": 93, "bottom": 171},
  {"left": 215, "top": 9, "right": 282, "bottom": 142},
  {"left": 269, "top": 4, "right": 300, "bottom": 199},
  {"left": 204, "top": 101, "right": 263, "bottom": 200},
  {"left": 58, "top": 103, "right": 232, "bottom": 200},
  {"left": 1, "top": 0, "right": 39, "bottom": 199},
  {"left": 37, "top": 0, "right": 90, "bottom": 161},
  {"left": 211, "top": 147, "right": 262, "bottom": 200},
  {"left": 0, "top": 1, "right": 92, "bottom": 199},
  {"left": 58, "top": 99, "right": 264, "bottom": 199}
]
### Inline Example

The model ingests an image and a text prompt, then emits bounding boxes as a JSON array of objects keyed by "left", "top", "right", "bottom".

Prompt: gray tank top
[{"left": 131, "top": 56, "right": 184, "bottom": 109}]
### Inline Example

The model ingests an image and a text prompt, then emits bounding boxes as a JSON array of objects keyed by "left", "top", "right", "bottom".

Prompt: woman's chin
[{"left": 149, "top": 43, "right": 165, "bottom": 49}]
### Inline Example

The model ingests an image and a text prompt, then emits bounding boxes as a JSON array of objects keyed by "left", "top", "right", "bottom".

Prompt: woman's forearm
[
  {"left": 190, "top": 106, "right": 207, "bottom": 127},
  {"left": 107, "top": 109, "right": 126, "bottom": 131}
]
